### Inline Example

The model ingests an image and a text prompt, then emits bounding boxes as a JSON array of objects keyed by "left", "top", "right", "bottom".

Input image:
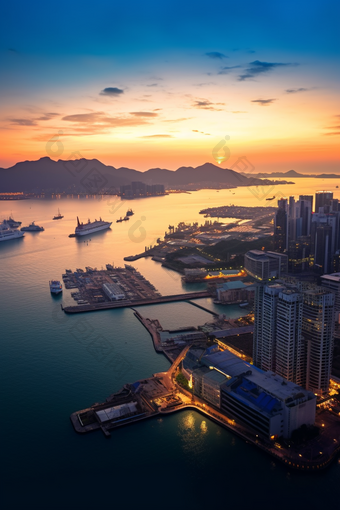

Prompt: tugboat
[
  {"left": 49, "top": 280, "right": 62, "bottom": 294},
  {"left": 53, "top": 208, "right": 64, "bottom": 220},
  {"left": 21, "top": 221, "right": 44, "bottom": 232},
  {"left": 126, "top": 209, "right": 134, "bottom": 216}
]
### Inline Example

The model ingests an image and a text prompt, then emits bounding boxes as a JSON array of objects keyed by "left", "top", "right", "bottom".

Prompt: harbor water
[{"left": 1, "top": 181, "right": 340, "bottom": 508}]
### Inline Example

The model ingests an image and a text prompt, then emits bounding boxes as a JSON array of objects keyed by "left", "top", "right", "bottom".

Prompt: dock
[{"left": 63, "top": 290, "right": 211, "bottom": 313}]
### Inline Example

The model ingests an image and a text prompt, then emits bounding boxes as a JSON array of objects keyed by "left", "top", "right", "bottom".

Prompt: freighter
[{"left": 74, "top": 217, "right": 112, "bottom": 236}]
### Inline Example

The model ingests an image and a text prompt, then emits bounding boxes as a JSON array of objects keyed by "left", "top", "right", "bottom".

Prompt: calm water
[{"left": 1, "top": 180, "right": 340, "bottom": 508}]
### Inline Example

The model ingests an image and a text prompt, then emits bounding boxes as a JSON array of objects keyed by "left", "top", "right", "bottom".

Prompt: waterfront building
[
  {"left": 102, "top": 283, "right": 125, "bottom": 300},
  {"left": 216, "top": 280, "right": 254, "bottom": 304},
  {"left": 244, "top": 250, "right": 288, "bottom": 280},
  {"left": 184, "top": 348, "right": 316, "bottom": 439},
  {"left": 120, "top": 181, "right": 165, "bottom": 198}
]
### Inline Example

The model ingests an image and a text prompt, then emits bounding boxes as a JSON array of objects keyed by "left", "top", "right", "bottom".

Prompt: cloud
[
  {"left": 9, "top": 118, "right": 37, "bottom": 126},
  {"left": 192, "top": 99, "right": 225, "bottom": 111},
  {"left": 206, "top": 52, "right": 228, "bottom": 59},
  {"left": 285, "top": 88, "right": 309, "bottom": 94},
  {"left": 129, "top": 111, "right": 158, "bottom": 117},
  {"left": 61, "top": 111, "right": 150, "bottom": 132},
  {"left": 100, "top": 87, "right": 124, "bottom": 96},
  {"left": 218, "top": 65, "right": 241, "bottom": 75},
  {"left": 231, "top": 111, "right": 247, "bottom": 113},
  {"left": 163, "top": 117, "right": 192, "bottom": 123},
  {"left": 324, "top": 117, "right": 340, "bottom": 135},
  {"left": 251, "top": 99, "right": 276, "bottom": 106},
  {"left": 192, "top": 130, "right": 211, "bottom": 135},
  {"left": 146, "top": 83, "right": 158, "bottom": 87},
  {"left": 139, "top": 134, "right": 173, "bottom": 138},
  {"left": 238, "top": 60, "right": 296, "bottom": 81},
  {"left": 36, "top": 113, "right": 59, "bottom": 121}
]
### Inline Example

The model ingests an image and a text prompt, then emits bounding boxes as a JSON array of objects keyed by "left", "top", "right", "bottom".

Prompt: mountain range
[
  {"left": 242, "top": 169, "right": 340, "bottom": 179},
  {"left": 0, "top": 157, "right": 293, "bottom": 193}
]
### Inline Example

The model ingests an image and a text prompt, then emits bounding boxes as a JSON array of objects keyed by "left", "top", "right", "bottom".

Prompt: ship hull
[
  {"left": 75, "top": 222, "right": 112, "bottom": 236},
  {"left": 0, "top": 231, "right": 25, "bottom": 242}
]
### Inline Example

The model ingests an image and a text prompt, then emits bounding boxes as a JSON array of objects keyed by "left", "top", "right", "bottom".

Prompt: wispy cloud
[
  {"left": 192, "top": 99, "right": 225, "bottom": 111},
  {"left": 100, "top": 87, "right": 124, "bottom": 96},
  {"left": 139, "top": 134, "right": 173, "bottom": 138},
  {"left": 231, "top": 111, "right": 247, "bottom": 113},
  {"left": 192, "top": 129, "right": 211, "bottom": 135},
  {"left": 285, "top": 88, "right": 310, "bottom": 94},
  {"left": 163, "top": 117, "right": 191, "bottom": 122},
  {"left": 36, "top": 113, "right": 59, "bottom": 121},
  {"left": 251, "top": 99, "right": 276, "bottom": 106},
  {"left": 239, "top": 60, "right": 296, "bottom": 81},
  {"left": 9, "top": 118, "right": 37, "bottom": 126},
  {"left": 129, "top": 111, "right": 158, "bottom": 117},
  {"left": 323, "top": 115, "right": 340, "bottom": 136},
  {"left": 206, "top": 52, "right": 228, "bottom": 59},
  {"left": 61, "top": 111, "right": 150, "bottom": 133},
  {"left": 218, "top": 65, "right": 241, "bottom": 75}
]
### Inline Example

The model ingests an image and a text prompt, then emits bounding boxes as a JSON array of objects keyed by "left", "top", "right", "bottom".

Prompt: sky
[{"left": 0, "top": 0, "right": 339, "bottom": 173}]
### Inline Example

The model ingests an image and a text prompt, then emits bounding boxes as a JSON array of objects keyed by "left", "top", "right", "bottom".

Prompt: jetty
[{"left": 63, "top": 290, "right": 211, "bottom": 313}]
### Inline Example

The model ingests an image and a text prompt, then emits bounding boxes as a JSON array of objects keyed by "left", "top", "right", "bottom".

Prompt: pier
[{"left": 63, "top": 290, "right": 211, "bottom": 313}]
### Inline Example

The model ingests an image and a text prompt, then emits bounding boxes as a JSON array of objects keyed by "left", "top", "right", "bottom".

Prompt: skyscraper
[
  {"left": 254, "top": 281, "right": 334, "bottom": 395},
  {"left": 275, "top": 289, "right": 305, "bottom": 386},
  {"left": 315, "top": 191, "right": 333, "bottom": 213},
  {"left": 274, "top": 198, "right": 288, "bottom": 252},
  {"left": 302, "top": 289, "right": 334, "bottom": 395}
]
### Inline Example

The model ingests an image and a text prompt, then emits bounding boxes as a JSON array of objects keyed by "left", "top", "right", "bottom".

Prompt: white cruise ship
[
  {"left": 0, "top": 222, "right": 25, "bottom": 242},
  {"left": 74, "top": 217, "right": 112, "bottom": 236}
]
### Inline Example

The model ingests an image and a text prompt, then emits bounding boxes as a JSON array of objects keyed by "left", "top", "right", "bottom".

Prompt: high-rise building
[
  {"left": 315, "top": 191, "right": 333, "bottom": 213},
  {"left": 274, "top": 198, "right": 288, "bottom": 252},
  {"left": 254, "top": 281, "right": 335, "bottom": 395},
  {"left": 320, "top": 273, "right": 340, "bottom": 339},
  {"left": 302, "top": 289, "right": 334, "bottom": 395},
  {"left": 253, "top": 283, "right": 285, "bottom": 372}
]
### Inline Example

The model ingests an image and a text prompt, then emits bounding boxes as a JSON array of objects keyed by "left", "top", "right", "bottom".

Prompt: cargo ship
[{"left": 74, "top": 217, "right": 112, "bottom": 237}]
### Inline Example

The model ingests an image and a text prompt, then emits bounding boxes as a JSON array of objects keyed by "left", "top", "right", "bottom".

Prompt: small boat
[
  {"left": 53, "top": 208, "right": 64, "bottom": 220},
  {"left": 239, "top": 302, "right": 249, "bottom": 308},
  {"left": 126, "top": 209, "right": 134, "bottom": 216},
  {"left": 123, "top": 216, "right": 130, "bottom": 221},
  {"left": 21, "top": 222, "right": 44, "bottom": 232},
  {"left": 266, "top": 196, "right": 276, "bottom": 201},
  {"left": 49, "top": 280, "right": 62, "bottom": 294},
  {"left": 116, "top": 217, "right": 124, "bottom": 223}
]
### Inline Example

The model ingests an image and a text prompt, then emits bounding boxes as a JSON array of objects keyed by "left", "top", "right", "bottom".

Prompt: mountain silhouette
[{"left": 0, "top": 157, "right": 289, "bottom": 193}]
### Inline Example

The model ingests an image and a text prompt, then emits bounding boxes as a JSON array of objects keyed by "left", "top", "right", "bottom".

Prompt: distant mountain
[
  {"left": 0, "top": 157, "right": 292, "bottom": 193},
  {"left": 242, "top": 169, "right": 340, "bottom": 179}
]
